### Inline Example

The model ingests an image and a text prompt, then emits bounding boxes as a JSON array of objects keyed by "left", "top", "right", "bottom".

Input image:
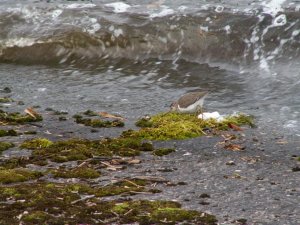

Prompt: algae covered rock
[
  {"left": 0, "top": 97, "right": 13, "bottom": 103},
  {"left": 74, "top": 113, "right": 124, "bottom": 128},
  {"left": 0, "top": 168, "right": 43, "bottom": 184},
  {"left": 126, "top": 112, "right": 255, "bottom": 141},
  {"left": 0, "top": 182, "right": 217, "bottom": 225},
  {"left": 153, "top": 148, "right": 175, "bottom": 156},
  {"left": 0, "top": 129, "right": 18, "bottom": 137},
  {"left": 20, "top": 138, "right": 53, "bottom": 149},
  {"left": 0, "top": 142, "right": 14, "bottom": 152},
  {"left": 0, "top": 110, "right": 43, "bottom": 124},
  {"left": 19, "top": 137, "right": 154, "bottom": 164}
]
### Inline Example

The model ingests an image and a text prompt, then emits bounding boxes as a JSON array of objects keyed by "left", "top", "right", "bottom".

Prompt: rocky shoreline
[{"left": 0, "top": 91, "right": 299, "bottom": 225}]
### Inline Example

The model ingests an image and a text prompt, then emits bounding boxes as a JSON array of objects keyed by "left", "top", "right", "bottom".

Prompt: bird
[{"left": 170, "top": 91, "right": 208, "bottom": 114}]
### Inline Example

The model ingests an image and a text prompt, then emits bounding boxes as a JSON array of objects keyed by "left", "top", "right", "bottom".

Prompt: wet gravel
[{"left": 1, "top": 109, "right": 299, "bottom": 225}]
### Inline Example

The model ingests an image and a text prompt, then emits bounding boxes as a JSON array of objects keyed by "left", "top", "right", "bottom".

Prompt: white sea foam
[
  {"left": 178, "top": 6, "right": 187, "bottom": 12},
  {"left": 4, "top": 38, "right": 37, "bottom": 47},
  {"left": 273, "top": 14, "right": 287, "bottom": 26},
  {"left": 114, "top": 28, "right": 123, "bottom": 37},
  {"left": 215, "top": 5, "right": 224, "bottom": 13},
  {"left": 65, "top": 3, "right": 96, "bottom": 9},
  {"left": 105, "top": 2, "right": 131, "bottom": 13},
  {"left": 86, "top": 18, "right": 101, "bottom": 34},
  {"left": 149, "top": 6, "right": 174, "bottom": 18},
  {"left": 262, "top": 0, "right": 286, "bottom": 16},
  {"left": 52, "top": 9, "right": 63, "bottom": 19},
  {"left": 38, "top": 88, "right": 47, "bottom": 92},
  {"left": 224, "top": 25, "right": 231, "bottom": 34},
  {"left": 284, "top": 120, "right": 298, "bottom": 129}
]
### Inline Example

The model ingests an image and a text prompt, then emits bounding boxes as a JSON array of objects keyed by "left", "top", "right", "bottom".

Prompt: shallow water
[{"left": 0, "top": 0, "right": 300, "bottom": 136}]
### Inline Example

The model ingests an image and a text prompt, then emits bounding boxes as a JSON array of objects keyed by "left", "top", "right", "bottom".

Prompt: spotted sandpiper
[{"left": 170, "top": 91, "right": 208, "bottom": 114}]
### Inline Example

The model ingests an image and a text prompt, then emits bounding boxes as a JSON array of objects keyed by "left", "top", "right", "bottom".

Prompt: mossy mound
[
  {"left": 0, "top": 168, "right": 43, "bottom": 184},
  {"left": 126, "top": 112, "right": 254, "bottom": 140},
  {"left": 0, "top": 110, "right": 43, "bottom": 124},
  {"left": 83, "top": 109, "right": 98, "bottom": 116},
  {"left": 20, "top": 137, "right": 154, "bottom": 163},
  {"left": 20, "top": 138, "right": 53, "bottom": 149},
  {"left": 111, "top": 200, "right": 217, "bottom": 224},
  {"left": 0, "top": 182, "right": 217, "bottom": 224},
  {"left": 153, "top": 148, "right": 175, "bottom": 156},
  {"left": 0, "top": 129, "right": 18, "bottom": 137},
  {"left": 52, "top": 167, "right": 101, "bottom": 179},
  {"left": 0, "top": 97, "right": 13, "bottom": 103},
  {"left": 74, "top": 114, "right": 124, "bottom": 128},
  {"left": 0, "top": 142, "right": 14, "bottom": 152}
]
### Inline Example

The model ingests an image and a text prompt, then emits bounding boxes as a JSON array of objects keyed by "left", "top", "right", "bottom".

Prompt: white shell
[{"left": 198, "top": 111, "right": 224, "bottom": 121}]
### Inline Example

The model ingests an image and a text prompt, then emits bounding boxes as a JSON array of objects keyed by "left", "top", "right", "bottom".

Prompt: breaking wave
[{"left": 0, "top": 0, "right": 300, "bottom": 71}]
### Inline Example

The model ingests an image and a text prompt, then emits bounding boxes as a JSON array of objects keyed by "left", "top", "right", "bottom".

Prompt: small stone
[
  {"left": 252, "top": 137, "right": 259, "bottom": 142},
  {"left": 90, "top": 129, "right": 99, "bottom": 133},
  {"left": 226, "top": 161, "right": 235, "bottom": 165},
  {"left": 17, "top": 101, "right": 25, "bottom": 105},
  {"left": 157, "top": 168, "right": 174, "bottom": 172},
  {"left": 199, "top": 201, "right": 210, "bottom": 205},
  {"left": 58, "top": 116, "right": 67, "bottom": 121},
  {"left": 199, "top": 193, "right": 210, "bottom": 198},
  {"left": 292, "top": 166, "right": 300, "bottom": 172},
  {"left": 3, "top": 87, "right": 12, "bottom": 93}
]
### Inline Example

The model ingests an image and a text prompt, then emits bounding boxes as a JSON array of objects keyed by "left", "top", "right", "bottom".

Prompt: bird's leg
[
  {"left": 196, "top": 106, "right": 203, "bottom": 118},
  {"left": 200, "top": 107, "right": 203, "bottom": 120}
]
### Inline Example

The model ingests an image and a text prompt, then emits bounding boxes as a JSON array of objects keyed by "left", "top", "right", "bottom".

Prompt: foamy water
[{"left": 0, "top": 0, "right": 299, "bottom": 136}]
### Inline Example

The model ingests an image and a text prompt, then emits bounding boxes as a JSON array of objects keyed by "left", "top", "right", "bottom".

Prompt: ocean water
[{"left": 0, "top": 0, "right": 299, "bottom": 136}]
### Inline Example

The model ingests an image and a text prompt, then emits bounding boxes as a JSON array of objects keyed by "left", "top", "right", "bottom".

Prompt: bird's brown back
[{"left": 177, "top": 91, "right": 208, "bottom": 108}]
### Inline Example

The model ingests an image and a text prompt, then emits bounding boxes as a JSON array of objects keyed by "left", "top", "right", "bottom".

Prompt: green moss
[
  {"left": 113, "top": 202, "right": 130, "bottom": 214},
  {"left": 53, "top": 110, "right": 68, "bottom": 115},
  {"left": 0, "top": 97, "right": 13, "bottom": 103},
  {"left": 53, "top": 167, "right": 101, "bottom": 179},
  {"left": 0, "top": 142, "right": 14, "bottom": 152},
  {"left": 124, "top": 112, "right": 255, "bottom": 141},
  {"left": 153, "top": 148, "right": 175, "bottom": 156},
  {"left": 0, "top": 168, "right": 43, "bottom": 184},
  {"left": 20, "top": 138, "right": 53, "bottom": 149},
  {"left": 221, "top": 113, "right": 256, "bottom": 129},
  {"left": 152, "top": 207, "right": 199, "bottom": 221},
  {"left": 0, "top": 129, "right": 18, "bottom": 137},
  {"left": 64, "top": 179, "right": 147, "bottom": 197},
  {"left": 135, "top": 118, "right": 153, "bottom": 127},
  {"left": 0, "top": 182, "right": 217, "bottom": 225},
  {"left": 1, "top": 157, "right": 47, "bottom": 169},
  {"left": 75, "top": 117, "right": 124, "bottom": 128},
  {"left": 0, "top": 110, "right": 43, "bottom": 124},
  {"left": 297, "top": 157, "right": 300, "bottom": 162},
  {"left": 19, "top": 137, "right": 149, "bottom": 163},
  {"left": 22, "top": 211, "right": 52, "bottom": 223},
  {"left": 83, "top": 110, "right": 98, "bottom": 116}
]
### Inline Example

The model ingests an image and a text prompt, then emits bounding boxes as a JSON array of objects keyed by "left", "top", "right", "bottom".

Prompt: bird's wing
[{"left": 177, "top": 92, "right": 207, "bottom": 108}]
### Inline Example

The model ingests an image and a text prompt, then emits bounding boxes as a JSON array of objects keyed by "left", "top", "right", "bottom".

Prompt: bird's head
[{"left": 169, "top": 101, "right": 178, "bottom": 111}]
